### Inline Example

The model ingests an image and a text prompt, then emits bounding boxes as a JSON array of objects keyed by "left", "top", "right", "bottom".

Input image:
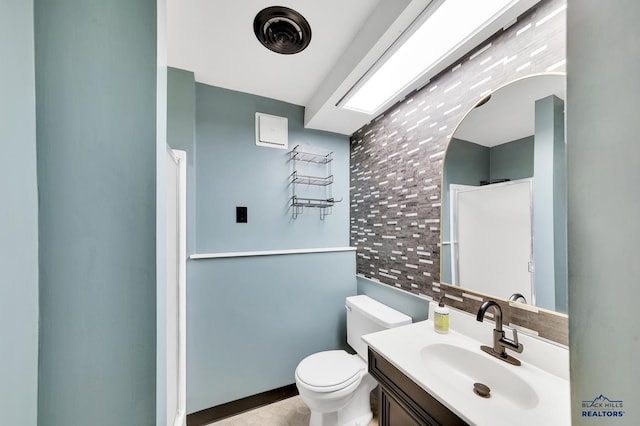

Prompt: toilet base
[{"left": 307, "top": 373, "right": 377, "bottom": 426}]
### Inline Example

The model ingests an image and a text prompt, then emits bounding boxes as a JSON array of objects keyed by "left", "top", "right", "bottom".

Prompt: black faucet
[{"left": 476, "top": 300, "right": 524, "bottom": 366}]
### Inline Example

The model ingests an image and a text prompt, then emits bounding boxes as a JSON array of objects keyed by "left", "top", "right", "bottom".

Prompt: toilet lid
[{"left": 296, "top": 350, "right": 363, "bottom": 391}]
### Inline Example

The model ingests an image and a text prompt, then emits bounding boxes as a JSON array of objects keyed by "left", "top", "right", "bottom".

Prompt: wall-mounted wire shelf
[
  {"left": 291, "top": 196, "right": 339, "bottom": 219},
  {"left": 289, "top": 145, "right": 337, "bottom": 219},
  {"left": 290, "top": 171, "right": 334, "bottom": 186},
  {"left": 289, "top": 145, "right": 333, "bottom": 164},
  {"left": 291, "top": 196, "right": 335, "bottom": 208}
]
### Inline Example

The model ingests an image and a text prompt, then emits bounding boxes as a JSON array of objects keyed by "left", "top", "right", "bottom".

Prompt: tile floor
[{"left": 207, "top": 394, "right": 379, "bottom": 426}]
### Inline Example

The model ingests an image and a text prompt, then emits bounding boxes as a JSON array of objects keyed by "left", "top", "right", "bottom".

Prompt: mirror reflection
[{"left": 441, "top": 73, "right": 567, "bottom": 314}]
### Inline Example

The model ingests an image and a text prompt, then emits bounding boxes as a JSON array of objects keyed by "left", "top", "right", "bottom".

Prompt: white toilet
[{"left": 295, "top": 295, "right": 412, "bottom": 426}]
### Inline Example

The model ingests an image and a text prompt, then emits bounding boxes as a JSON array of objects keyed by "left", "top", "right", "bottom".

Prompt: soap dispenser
[{"left": 434, "top": 295, "right": 450, "bottom": 334}]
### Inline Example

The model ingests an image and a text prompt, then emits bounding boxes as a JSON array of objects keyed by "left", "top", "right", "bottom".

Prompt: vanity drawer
[{"left": 369, "top": 348, "right": 467, "bottom": 426}]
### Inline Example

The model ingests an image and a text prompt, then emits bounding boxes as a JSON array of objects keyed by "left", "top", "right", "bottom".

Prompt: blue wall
[
  {"left": 188, "top": 253, "right": 355, "bottom": 412},
  {"left": 34, "top": 0, "right": 158, "bottom": 424},
  {"left": 0, "top": 1, "right": 39, "bottom": 425},
  {"left": 195, "top": 84, "right": 350, "bottom": 252},
  {"left": 568, "top": 1, "right": 640, "bottom": 422},
  {"left": 177, "top": 82, "right": 355, "bottom": 412},
  {"left": 356, "top": 276, "right": 429, "bottom": 322}
]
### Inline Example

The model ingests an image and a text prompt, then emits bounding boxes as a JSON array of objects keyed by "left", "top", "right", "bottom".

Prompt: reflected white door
[
  {"left": 451, "top": 180, "right": 534, "bottom": 304},
  {"left": 166, "top": 149, "right": 186, "bottom": 426}
]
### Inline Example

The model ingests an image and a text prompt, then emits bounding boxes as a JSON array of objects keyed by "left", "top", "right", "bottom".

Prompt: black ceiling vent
[{"left": 253, "top": 6, "right": 311, "bottom": 55}]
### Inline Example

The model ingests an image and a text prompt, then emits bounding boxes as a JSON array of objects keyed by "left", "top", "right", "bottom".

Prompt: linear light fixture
[{"left": 340, "top": 0, "right": 539, "bottom": 115}]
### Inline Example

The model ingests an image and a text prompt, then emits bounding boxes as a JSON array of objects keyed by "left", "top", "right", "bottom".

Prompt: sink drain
[{"left": 473, "top": 382, "right": 491, "bottom": 398}]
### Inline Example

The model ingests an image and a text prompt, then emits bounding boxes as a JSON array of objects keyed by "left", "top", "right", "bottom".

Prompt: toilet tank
[{"left": 346, "top": 295, "right": 412, "bottom": 359}]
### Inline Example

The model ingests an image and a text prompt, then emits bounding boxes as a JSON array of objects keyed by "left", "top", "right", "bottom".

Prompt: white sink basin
[
  {"left": 362, "top": 315, "right": 570, "bottom": 425},
  {"left": 420, "top": 343, "right": 539, "bottom": 410}
]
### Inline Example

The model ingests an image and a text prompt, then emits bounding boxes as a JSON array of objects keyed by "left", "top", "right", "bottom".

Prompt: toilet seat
[{"left": 296, "top": 350, "right": 364, "bottom": 393}]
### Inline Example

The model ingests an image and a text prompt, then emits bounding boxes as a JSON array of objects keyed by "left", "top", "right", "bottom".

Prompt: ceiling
[
  {"left": 168, "top": 0, "right": 545, "bottom": 136},
  {"left": 167, "top": 0, "right": 434, "bottom": 135}
]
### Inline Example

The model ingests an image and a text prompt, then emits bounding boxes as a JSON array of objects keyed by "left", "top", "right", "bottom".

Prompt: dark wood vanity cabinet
[{"left": 369, "top": 348, "right": 468, "bottom": 426}]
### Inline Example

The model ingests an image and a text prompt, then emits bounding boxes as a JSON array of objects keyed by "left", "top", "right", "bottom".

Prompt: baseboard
[{"left": 186, "top": 383, "right": 299, "bottom": 426}]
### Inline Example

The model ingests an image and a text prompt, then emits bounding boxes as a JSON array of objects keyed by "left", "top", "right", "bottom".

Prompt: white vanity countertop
[{"left": 362, "top": 313, "right": 571, "bottom": 425}]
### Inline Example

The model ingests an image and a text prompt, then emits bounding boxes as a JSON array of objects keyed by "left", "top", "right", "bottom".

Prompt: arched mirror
[{"left": 441, "top": 73, "right": 567, "bottom": 314}]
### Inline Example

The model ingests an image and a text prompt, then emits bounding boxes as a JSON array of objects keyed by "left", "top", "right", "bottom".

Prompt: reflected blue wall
[{"left": 533, "top": 95, "right": 566, "bottom": 312}]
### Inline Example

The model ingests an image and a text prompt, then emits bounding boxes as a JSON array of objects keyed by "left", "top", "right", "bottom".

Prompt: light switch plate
[{"left": 236, "top": 206, "right": 248, "bottom": 223}]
